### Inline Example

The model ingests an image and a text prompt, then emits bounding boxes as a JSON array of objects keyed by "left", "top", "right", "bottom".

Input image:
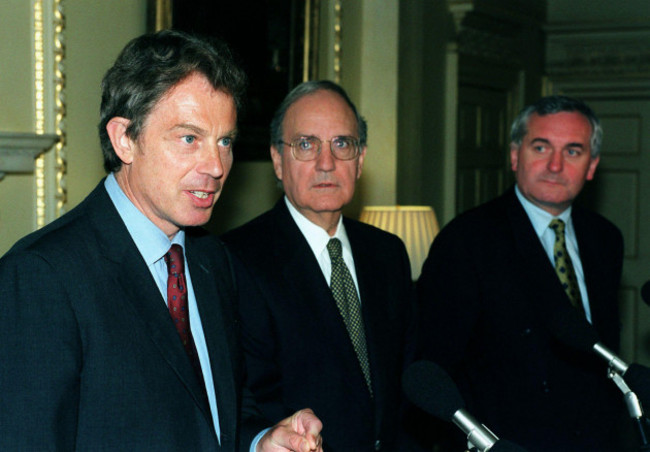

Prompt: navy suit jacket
[
  {"left": 417, "top": 187, "right": 625, "bottom": 451},
  {"left": 0, "top": 181, "right": 259, "bottom": 450},
  {"left": 222, "top": 200, "right": 417, "bottom": 452}
]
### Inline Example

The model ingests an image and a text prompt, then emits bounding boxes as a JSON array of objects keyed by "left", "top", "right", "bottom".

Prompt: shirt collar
[
  {"left": 104, "top": 173, "right": 185, "bottom": 265},
  {"left": 283, "top": 196, "right": 351, "bottom": 257},
  {"left": 514, "top": 184, "right": 572, "bottom": 239}
]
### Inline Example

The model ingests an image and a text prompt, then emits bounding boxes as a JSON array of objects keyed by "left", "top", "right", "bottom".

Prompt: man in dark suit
[
  {"left": 222, "top": 81, "right": 417, "bottom": 451},
  {"left": 0, "top": 30, "right": 322, "bottom": 451},
  {"left": 417, "top": 96, "right": 625, "bottom": 451}
]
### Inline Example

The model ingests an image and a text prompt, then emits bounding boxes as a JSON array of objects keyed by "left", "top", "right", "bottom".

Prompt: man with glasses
[{"left": 222, "top": 80, "right": 418, "bottom": 451}]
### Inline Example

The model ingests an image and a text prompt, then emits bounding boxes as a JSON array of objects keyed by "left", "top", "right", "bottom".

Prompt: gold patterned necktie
[
  {"left": 327, "top": 238, "right": 373, "bottom": 395},
  {"left": 549, "top": 219, "right": 583, "bottom": 312}
]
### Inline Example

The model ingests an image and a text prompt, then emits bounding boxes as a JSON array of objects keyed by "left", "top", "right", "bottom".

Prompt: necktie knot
[
  {"left": 327, "top": 238, "right": 343, "bottom": 261},
  {"left": 164, "top": 244, "right": 184, "bottom": 276},
  {"left": 550, "top": 218, "right": 566, "bottom": 236}
]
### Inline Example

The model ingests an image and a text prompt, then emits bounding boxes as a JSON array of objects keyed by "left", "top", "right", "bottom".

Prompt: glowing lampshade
[{"left": 359, "top": 206, "right": 439, "bottom": 280}]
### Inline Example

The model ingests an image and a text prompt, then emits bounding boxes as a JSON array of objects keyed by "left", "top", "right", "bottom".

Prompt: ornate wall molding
[
  {"left": 446, "top": 0, "right": 542, "bottom": 66},
  {"left": 546, "top": 24, "right": 650, "bottom": 79},
  {"left": 0, "top": 132, "right": 57, "bottom": 180},
  {"left": 33, "top": 0, "right": 66, "bottom": 228}
]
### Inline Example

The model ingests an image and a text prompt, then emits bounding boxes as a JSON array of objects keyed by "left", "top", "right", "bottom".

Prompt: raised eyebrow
[
  {"left": 172, "top": 123, "right": 206, "bottom": 135},
  {"left": 530, "top": 138, "right": 551, "bottom": 146},
  {"left": 565, "top": 142, "right": 585, "bottom": 149}
]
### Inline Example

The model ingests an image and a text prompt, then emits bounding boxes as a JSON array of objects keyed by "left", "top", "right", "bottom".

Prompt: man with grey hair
[
  {"left": 222, "top": 80, "right": 419, "bottom": 451},
  {"left": 417, "top": 95, "right": 625, "bottom": 451}
]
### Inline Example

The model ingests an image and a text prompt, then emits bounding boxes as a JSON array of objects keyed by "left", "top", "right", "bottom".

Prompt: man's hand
[{"left": 257, "top": 408, "right": 323, "bottom": 452}]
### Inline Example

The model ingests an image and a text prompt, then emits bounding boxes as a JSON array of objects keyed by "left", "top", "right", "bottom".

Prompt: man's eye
[
  {"left": 567, "top": 148, "right": 579, "bottom": 156},
  {"left": 332, "top": 138, "right": 350, "bottom": 149},
  {"left": 297, "top": 139, "right": 314, "bottom": 150},
  {"left": 219, "top": 137, "right": 233, "bottom": 148},
  {"left": 182, "top": 135, "right": 196, "bottom": 144},
  {"left": 533, "top": 145, "right": 545, "bottom": 152}
]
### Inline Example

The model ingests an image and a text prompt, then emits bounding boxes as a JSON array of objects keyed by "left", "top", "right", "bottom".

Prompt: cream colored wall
[
  {"left": 0, "top": 1, "right": 146, "bottom": 255},
  {"left": 64, "top": 1, "right": 147, "bottom": 208},
  {"left": 332, "top": 0, "right": 400, "bottom": 219},
  {"left": 354, "top": 0, "right": 399, "bottom": 211},
  {"left": 0, "top": 1, "right": 37, "bottom": 255}
]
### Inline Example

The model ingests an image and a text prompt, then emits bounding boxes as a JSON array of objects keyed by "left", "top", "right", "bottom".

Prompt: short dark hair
[
  {"left": 510, "top": 95, "right": 602, "bottom": 157},
  {"left": 269, "top": 80, "right": 368, "bottom": 152},
  {"left": 99, "top": 29, "right": 247, "bottom": 172}
]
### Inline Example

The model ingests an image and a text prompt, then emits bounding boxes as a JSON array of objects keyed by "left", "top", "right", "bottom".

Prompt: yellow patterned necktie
[
  {"left": 549, "top": 219, "right": 583, "bottom": 312},
  {"left": 327, "top": 238, "right": 373, "bottom": 395}
]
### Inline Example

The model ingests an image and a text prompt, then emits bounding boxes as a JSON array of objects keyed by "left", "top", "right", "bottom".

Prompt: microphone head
[
  {"left": 402, "top": 360, "right": 465, "bottom": 421},
  {"left": 641, "top": 281, "right": 650, "bottom": 306},
  {"left": 547, "top": 305, "right": 599, "bottom": 352}
]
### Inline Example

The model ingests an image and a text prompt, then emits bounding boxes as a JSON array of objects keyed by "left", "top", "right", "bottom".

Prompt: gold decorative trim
[
  {"left": 53, "top": 0, "right": 67, "bottom": 216},
  {"left": 34, "top": 0, "right": 46, "bottom": 227},
  {"left": 34, "top": 0, "right": 66, "bottom": 227},
  {"left": 333, "top": 0, "right": 342, "bottom": 83}
]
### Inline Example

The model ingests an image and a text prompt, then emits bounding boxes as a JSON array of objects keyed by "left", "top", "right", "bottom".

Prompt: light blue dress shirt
[
  {"left": 104, "top": 174, "right": 221, "bottom": 441},
  {"left": 515, "top": 185, "right": 592, "bottom": 323}
]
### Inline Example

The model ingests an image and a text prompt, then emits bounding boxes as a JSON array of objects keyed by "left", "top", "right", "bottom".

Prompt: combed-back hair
[
  {"left": 269, "top": 80, "right": 368, "bottom": 152},
  {"left": 510, "top": 95, "right": 602, "bottom": 157},
  {"left": 98, "top": 29, "right": 247, "bottom": 172}
]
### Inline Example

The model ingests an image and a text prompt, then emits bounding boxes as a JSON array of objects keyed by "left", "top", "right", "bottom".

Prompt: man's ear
[
  {"left": 105, "top": 117, "right": 135, "bottom": 165},
  {"left": 270, "top": 145, "right": 283, "bottom": 181}
]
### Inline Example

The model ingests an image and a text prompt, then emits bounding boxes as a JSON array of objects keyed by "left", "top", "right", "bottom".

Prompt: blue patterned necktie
[
  {"left": 549, "top": 219, "right": 584, "bottom": 312},
  {"left": 327, "top": 238, "right": 373, "bottom": 395}
]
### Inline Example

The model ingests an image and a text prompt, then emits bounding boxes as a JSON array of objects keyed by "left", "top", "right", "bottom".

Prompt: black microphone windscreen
[
  {"left": 490, "top": 439, "right": 530, "bottom": 452},
  {"left": 624, "top": 363, "right": 650, "bottom": 408},
  {"left": 641, "top": 281, "right": 650, "bottom": 306},
  {"left": 402, "top": 360, "right": 465, "bottom": 421},
  {"left": 547, "top": 304, "right": 599, "bottom": 352}
]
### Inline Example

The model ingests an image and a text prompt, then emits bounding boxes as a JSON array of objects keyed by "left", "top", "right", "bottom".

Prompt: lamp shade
[{"left": 359, "top": 205, "right": 439, "bottom": 280}]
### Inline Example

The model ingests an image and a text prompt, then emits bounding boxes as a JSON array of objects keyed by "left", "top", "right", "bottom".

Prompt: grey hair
[
  {"left": 269, "top": 80, "right": 367, "bottom": 152},
  {"left": 510, "top": 95, "right": 602, "bottom": 157}
]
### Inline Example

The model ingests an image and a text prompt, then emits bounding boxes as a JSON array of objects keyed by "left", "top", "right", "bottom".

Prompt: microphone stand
[{"left": 606, "top": 367, "right": 650, "bottom": 450}]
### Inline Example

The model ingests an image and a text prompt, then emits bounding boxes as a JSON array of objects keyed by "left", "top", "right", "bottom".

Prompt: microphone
[
  {"left": 548, "top": 307, "right": 628, "bottom": 373},
  {"left": 403, "top": 360, "right": 528, "bottom": 452},
  {"left": 548, "top": 307, "right": 650, "bottom": 410}
]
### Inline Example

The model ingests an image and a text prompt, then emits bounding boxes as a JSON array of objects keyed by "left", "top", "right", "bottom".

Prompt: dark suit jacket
[
  {"left": 417, "top": 187, "right": 625, "bottom": 451},
  {"left": 222, "top": 200, "right": 417, "bottom": 452},
  {"left": 0, "top": 181, "right": 259, "bottom": 450}
]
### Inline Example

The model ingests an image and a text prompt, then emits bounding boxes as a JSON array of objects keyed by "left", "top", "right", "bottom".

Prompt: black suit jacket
[
  {"left": 0, "top": 181, "right": 259, "bottom": 450},
  {"left": 222, "top": 200, "right": 417, "bottom": 451},
  {"left": 417, "top": 187, "right": 625, "bottom": 451}
]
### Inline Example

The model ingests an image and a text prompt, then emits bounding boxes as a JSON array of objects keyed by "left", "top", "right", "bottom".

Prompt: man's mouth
[{"left": 189, "top": 190, "right": 210, "bottom": 199}]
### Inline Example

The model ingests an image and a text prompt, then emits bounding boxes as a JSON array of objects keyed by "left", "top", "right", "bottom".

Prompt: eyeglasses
[{"left": 279, "top": 136, "right": 361, "bottom": 161}]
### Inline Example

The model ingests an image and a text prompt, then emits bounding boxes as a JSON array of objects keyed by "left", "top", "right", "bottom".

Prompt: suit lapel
[
  {"left": 505, "top": 189, "right": 575, "bottom": 320},
  {"left": 345, "top": 220, "right": 388, "bottom": 433},
  {"left": 186, "top": 237, "right": 237, "bottom": 447},
  {"left": 87, "top": 186, "right": 214, "bottom": 429},
  {"left": 571, "top": 209, "right": 611, "bottom": 339},
  {"left": 271, "top": 203, "right": 374, "bottom": 402}
]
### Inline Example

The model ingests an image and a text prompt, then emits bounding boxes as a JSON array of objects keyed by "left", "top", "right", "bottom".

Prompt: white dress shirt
[{"left": 284, "top": 196, "right": 361, "bottom": 297}]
